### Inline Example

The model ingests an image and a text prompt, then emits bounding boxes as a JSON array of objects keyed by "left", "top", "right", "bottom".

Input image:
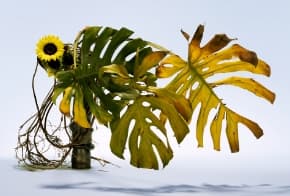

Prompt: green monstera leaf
[
  {"left": 52, "top": 26, "right": 160, "bottom": 127},
  {"left": 157, "top": 25, "right": 275, "bottom": 152}
]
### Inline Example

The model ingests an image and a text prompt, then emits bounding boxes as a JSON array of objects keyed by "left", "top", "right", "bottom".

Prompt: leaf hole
[
  {"left": 145, "top": 117, "right": 152, "bottom": 124},
  {"left": 163, "top": 63, "right": 174, "bottom": 68},
  {"left": 125, "top": 52, "right": 136, "bottom": 62},
  {"left": 152, "top": 109, "right": 161, "bottom": 118},
  {"left": 100, "top": 40, "right": 111, "bottom": 59},
  {"left": 142, "top": 101, "right": 151, "bottom": 107},
  {"left": 136, "top": 81, "right": 147, "bottom": 87},
  {"left": 90, "top": 43, "right": 96, "bottom": 52},
  {"left": 150, "top": 125, "right": 168, "bottom": 147},
  {"left": 185, "top": 89, "right": 191, "bottom": 99},
  {"left": 202, "top": 67, "right": 209, "bottom": 72},
  {"left": 78, "top": 34, "right": 84, "bottom": 47},
  {"left": 176, "top": 84, "right": 184, "bottom": 93},
  {"left": 191, "top": 81, "right": 199, "bottom": 90},
  {"left": 95, "top": 97, "right": 100, "bottom": 105},
  {"left": 141, "top": 91, "right": 150, "bottom": 96},
  {"left": 113, "top": 95, "right": 122, "bottom": 101},
  {"left": 217, "top": 57, "right": 239, "bottom": 65},
  {"left": 107, "top": 110, "right": 113, "bottom": 115},
  {"left": 152, "top": 145, "right": 161, "bottom": 168},
  {"left": 128, "top": 119, "right": 136, "bottom": 132},
  {"left": 112, "top": 41, "right": 128, "bottom": 62},
  {"left": 103, "top": 88, "right": 110, "bottom": 95},
  {"left": 120, "top": 105, "right": 128, "bottom": 117},
  {"left": 186, "top": 75, "right": 192, "bottom": 81},
  {"left": 137, "top": 135, "right": 141, "bottom": 148}
]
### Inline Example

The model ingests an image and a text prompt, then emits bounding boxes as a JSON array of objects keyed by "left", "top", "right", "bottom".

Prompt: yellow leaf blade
[
  {"left": 134, "top": 51, "right": 167, "bottom": 78},
  {"left": 73, "top": 86, "right": 91, "bottom": 128},
  {"left": 200, "top": 44, "right": 259, "bottom": 71},
  {"left": 226, "top": 109, "right": 263, "bottom": 152},
  {"left": 232, "top": 110, "right": 264, "bottom": 139},
  {"left": 156, "top": 55, "right": 187, "bottom": 78},
  {"left": 213, "top": 76, "right": 275, "bottom": 103},
  {"left": 202, "top": 59, "right": 271, "bottom": 78},
  {"left": 149, "top": 87, "right": 192, "bottom": 122},
  {"left": 196, "top": 90, "right": 219, "bottom": 147},
  {"left": 201, "top": 34, "right": 235, "bottom": 56},
  {"left": 210, "top": 104, "right": 225, "bottom": 151},
  {"left": 99, "top": 64, "right": 129, "bottom": 79},
  {"left": 226, "top": 110, "right": 239, "bottom": 152},
  {"left": 59, "top": 87, "right": 73, "bottom": 116},
  {"left": 158, "top": 25, "right": 274, "bottom": 154},
  {"left": 189, "top": 25, "right": 204, "bottom": 63}
]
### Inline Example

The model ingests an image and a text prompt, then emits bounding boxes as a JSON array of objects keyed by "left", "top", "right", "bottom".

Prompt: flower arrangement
[{"left": 16, "top": 25, "right": 275, "bottom": 170}]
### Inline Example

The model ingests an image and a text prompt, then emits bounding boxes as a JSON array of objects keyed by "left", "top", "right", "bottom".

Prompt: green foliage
[{"left": 53, "top": 26, "right": 155, "bottom": 126}]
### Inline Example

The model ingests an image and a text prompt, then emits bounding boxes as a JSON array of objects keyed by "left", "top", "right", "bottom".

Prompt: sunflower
[{"left": 36, "top": 35, "right": 64, "bottom": 62}]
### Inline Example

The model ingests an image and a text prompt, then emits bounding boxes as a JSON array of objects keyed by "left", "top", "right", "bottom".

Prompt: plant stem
[{"left": 70, "top": 122, "right": 93, "bottom": 169}]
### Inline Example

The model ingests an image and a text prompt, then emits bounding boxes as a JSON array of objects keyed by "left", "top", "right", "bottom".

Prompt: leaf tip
[
  {"left": 191, "top": 24, "right": 204, "bottom": 45},
  {"left": 214, "top": 147, "right": 221, "bottom": 151},
  {"left": 233, "top": 44, "right": 259, "bottom": 65},
  {"left": 270, "top": 93, "right": 276, "bottom": 104},
  {"left": 180, "top": 29, "right": 190, "bottom": 41},
  {"left": 197, "top": 143, "right": 203, "bottom": 148}
]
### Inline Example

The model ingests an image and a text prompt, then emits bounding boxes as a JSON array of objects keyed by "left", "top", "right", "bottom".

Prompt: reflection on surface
[{"left": 41, "top": 183, "right": 290, "bottom": 195}]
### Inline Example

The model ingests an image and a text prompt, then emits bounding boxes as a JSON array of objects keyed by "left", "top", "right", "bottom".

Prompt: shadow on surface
[{"left": 41, "top": 183, "right": 290, "bottom": 195}]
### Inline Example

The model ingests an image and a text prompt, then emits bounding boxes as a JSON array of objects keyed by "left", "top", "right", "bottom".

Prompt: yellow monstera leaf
[
  {"left": 59, "top": 87, "right": 73, "bottom": 116},
  {"left": 156, "top": 25, "right": 275, "bottom": 152},
  {"left": 73, "top": 86, "right": 91, "bottom": 128}
]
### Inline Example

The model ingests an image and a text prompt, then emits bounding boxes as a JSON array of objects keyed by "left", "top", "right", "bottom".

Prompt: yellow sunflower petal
[{"left": 36, "top": 35, "right": 64, "bottom": 62}]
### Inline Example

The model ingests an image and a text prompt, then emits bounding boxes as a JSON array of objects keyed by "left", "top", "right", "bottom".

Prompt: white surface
[{"left": 1, "top": 159, "right": 290, "bottom": 196}]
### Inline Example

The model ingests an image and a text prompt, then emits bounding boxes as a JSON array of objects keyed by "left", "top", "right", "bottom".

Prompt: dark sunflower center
[{"left": 43, "top": 43, "right": 57, "bottom": 55}]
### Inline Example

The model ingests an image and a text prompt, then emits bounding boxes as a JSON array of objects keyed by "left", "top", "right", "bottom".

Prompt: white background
[{"left": 0, "top": 0, "right": 289, "bottom": 195}]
